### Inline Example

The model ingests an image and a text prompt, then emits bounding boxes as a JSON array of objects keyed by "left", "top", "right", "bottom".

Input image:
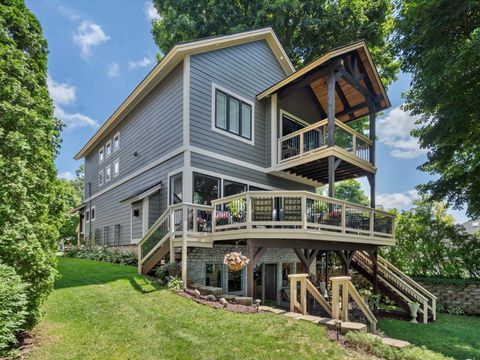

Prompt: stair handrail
[
  {"left": 288, "top": 274, "right": 332, "bottom": 316},
  {"left": 377, "top": 255, "right": 437, "bottom": 301},
  {"left": 347, "top": 281, "right": 377, "bottom": 333},
  {"left": 306, "top": 279, "right": 332, "bottom": 316}
]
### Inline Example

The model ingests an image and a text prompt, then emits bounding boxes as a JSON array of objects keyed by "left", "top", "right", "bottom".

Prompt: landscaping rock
[
  {"left": 234, "top": 296, "right": 253, "bottom": 306},
  {"left": 206, "top": 294, "right": 217, "bottom": 301},
  {"left": 192, "top": 289, "right": 201, "bottom": 297},
  {"left": 319, "top": 318, "right": 340, "bottom": 330},
  {"left": 219, "top": 298, "right": 228, "bottom": 308},
  {"left": 283, "top": 312, "right": 302, "bottom": 319},
  {"left": 189, "top": 284, "right": 202, "bottom": 290},
  {"left": 198, "top": 286, "right": 223, "bottom": 296},
  {"left": 219, "top": 294, "right": 236, "bottom": 302}
]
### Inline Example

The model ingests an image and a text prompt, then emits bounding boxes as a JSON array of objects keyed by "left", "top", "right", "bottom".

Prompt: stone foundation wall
[
  {"left": 187, "top": 244, "right": 299, "bottom": 294},
  {"left": 416, "top": 282, "right": 480, "bottom": 315}
]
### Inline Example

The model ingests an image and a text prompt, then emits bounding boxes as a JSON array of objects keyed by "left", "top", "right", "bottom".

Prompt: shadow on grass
[{"left": 54, "top": 257, "right": 162, "bottom": 295}]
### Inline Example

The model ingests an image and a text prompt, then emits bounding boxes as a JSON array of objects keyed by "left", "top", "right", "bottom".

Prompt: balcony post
[
  {"left": 328, "top": 156, "right": 335, "bottom": 198},
  {"left": 327, "top": 71, "right": 336, "bottom": 147},
  {"left": 369, "top": 105, "right": 376, "bottom": 209}
]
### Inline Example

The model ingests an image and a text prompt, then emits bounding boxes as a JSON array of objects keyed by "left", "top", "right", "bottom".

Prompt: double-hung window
[
  {"left": 113, "top": 132, "right": 120, "bottom": 152},
  {"left": 214, "top": 87, "right": 253, "bottom": 141},
  {"left": 113, "top": 158, "right": 120, "bottom": 177},
  {"left": 105, "top": 165, "right": 112, "bottom": 182},
  {"left": 98, "top": 169, "right": 104, "bottom": 186}
]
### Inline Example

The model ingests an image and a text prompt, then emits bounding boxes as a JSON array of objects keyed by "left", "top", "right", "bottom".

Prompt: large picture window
[
  {"left": 193, "top": 173, "right": 220, "bottom": 205},
  {"left": 224, "top": 180, "right": 247, "bottom": 197},
  {"left": 214, "top": 88, "right": 252, "bottom": 141}
]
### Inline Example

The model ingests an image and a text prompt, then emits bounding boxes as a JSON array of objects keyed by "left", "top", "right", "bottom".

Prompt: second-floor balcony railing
[{"left": 277, "top": 118, "right": 372, "bottom": 165}]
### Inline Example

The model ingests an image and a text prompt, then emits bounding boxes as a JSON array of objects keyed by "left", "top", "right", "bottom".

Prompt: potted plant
[
  {"left": 228, "top": 199, "right": 246, "bottom": 222},
  {"left": 408, "top": 301, "right": 420, "bottom": 323},
  {"left": 224, "top": 251, "right": 249, "bottom": 272}
]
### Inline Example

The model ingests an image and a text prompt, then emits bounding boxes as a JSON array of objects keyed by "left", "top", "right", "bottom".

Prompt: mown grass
[
  {"left": 27, "top": 257, "right": 350, "bottom": 360},
  {"left": 379, "top": 313, "right": 480, "bottom": 359}
]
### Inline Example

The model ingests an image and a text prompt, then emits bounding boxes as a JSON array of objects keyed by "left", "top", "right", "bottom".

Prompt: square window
[
  {"left": 98, "top": 169, "right": 104, "bottom": 186},
  {"left": 106, "top": 140, "right": 112, "bottom": 158},
  {"left": 113, "top": 133, "right": 120, "bottom": 151},
  {"left": 105, "top": 165, "right": 112, "bottom": 182},
  {"left": 193, "top": 173, "right": 220, "bottom": 205},
  {"left": 113, "top": 159, "right": 120, "bottom": 177},
  {"left": 205, "top": 264, "right": 222, "bottom": 287}
]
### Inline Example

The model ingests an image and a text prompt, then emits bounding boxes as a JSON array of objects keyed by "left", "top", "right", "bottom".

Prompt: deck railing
[
  {"left": 211, "top": 191, "right": 395, "bottom": 240},
  {"left": 277, "top": 118, "right": 372, "bottom": 164}
]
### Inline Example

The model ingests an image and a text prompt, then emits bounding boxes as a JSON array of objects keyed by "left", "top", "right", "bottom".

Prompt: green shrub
[
  {"left": 155, "top": 262, "right": 181, "bottom": 282},
  {"left": 345, "top": 331, "right": 452, "bottom": 360},
  {"left": 0, "top": 263, "right": 28, "bottom": 356},
  {"left": 167, "top": 277, "right": 182, "bottom": 292},
  {"left": 64, "top": 246, "right": 137, "bottom": 266}
]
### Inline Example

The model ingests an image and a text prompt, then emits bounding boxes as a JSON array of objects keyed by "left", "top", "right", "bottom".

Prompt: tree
[
  {"left": 56, "top": 178, "right": 81, "bottom": 245},
  {"left": 335, "top": 179, "right": 370, "bottom": 206},
  {"left": 317, "top": 179, "right": 370, "bottom": 206},
  {"left": 151, "top": 0, "right": 399, "bottom": 85},
  {"left": 71, "top": 164, "right": 84, "bottom": 202},
  {"left": 394, "top": 0, "right": 480, "bottom": 217},
  {"left": 0, "top": 0, "right": 62, "bottom": 327},
  {"left": 382, "top": 198, "right": 479, "bottom": 278}
]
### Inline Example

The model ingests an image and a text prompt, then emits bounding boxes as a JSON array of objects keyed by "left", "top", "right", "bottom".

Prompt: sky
[{"left": 25, "top": 0, "right": 468, "bottom": 223}]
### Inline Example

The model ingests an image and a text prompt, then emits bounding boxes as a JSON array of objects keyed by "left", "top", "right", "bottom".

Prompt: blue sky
[{"left": 26, "top": 0, "right": 468, "bottom": 223}]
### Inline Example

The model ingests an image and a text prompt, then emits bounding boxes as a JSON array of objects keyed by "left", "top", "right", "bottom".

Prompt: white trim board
[{"left": 183, "top": 55, "right": 190, "bottom": 147}]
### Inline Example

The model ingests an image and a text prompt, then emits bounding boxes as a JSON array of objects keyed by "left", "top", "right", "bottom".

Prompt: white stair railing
[{"left": 353, "top": 251, "right": 437, "bottom": 323}]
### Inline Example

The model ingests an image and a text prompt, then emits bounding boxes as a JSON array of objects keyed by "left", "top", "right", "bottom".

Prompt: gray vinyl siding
[
  {"left": 131, "top": 201, "right": 143, "bottom": 240},
  {"left": 84, "top": 62, "right": 184, "bottom": 198},
  {"left": 278, "top": 87, "right": 324, "bottom": 125},
  {"left": 85, "top": 154, "right": 183, "bottom": 246},
  {"left": 148, "top": 191, "right": 162, "bottom": 227},
  {"left": 191, "top": 152, "right": 313, "bottom": 192},
  {"left": 189, "top": 40, "right": 286, "bottom": 168}
]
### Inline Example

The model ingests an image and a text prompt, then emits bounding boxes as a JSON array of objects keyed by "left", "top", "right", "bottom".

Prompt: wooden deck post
[{"left": 246, "top": 239, "right": 254, "bottom": 298}]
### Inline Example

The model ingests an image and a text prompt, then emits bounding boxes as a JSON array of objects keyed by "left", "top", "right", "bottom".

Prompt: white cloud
[
  {"left": 58, "top": 171, "right": 75, "bottom": 181},
  {"left": 57, "top": 4, "right": 81, "bottom": 21},
  {"left": 107, "top": 63, "right": 120, "bottom": 78},
  {"left": 129, "top": 56, "right": 153, "bottom": 70},
  {"left": 47, "top": 74, "right": 99, "bottom": 130},
  {"left": 73, "top": 20, "right": 110, "bottom": 57},
  {"left": 47, "top": 75, "right": 76, "bottom": 106},
  {"left": 144, "top": 2, "right": 161, "bottom": 21},
  {"left": 376, "top": 189, "right": 419, "bottom": 211},
  {"left": 377, "top": 106, "right": 428, "bottom": 159}
]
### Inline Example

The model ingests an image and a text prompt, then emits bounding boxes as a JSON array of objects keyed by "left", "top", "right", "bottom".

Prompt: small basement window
[{"left": 205, "top": 264, "right": 222, "bottom": 287}]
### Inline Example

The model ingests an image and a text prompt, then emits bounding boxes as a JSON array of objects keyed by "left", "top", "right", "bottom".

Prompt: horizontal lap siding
[
  {"left": 85, "top": 63, "right": 184, "bottom": 198},
  {"left": 189, "top": 40, "right": 286, "bottom": 168},
  {"left": 191, "top": 152, "right": 313, "bottom": 191},
  {"left": 86, "top": 150, "right": 183, "bottom": 246}
]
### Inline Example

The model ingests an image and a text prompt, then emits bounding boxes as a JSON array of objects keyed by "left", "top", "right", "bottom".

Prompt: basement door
[{"left": 264, "top": 264, "right": 277, "bottom": 301}]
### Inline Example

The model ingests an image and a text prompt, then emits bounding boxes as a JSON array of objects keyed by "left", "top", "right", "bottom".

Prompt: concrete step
[
  {"left": 258, "top": 306, "right": 286, "bottom": 314},
  {"left": 382, "top": 337, "right": 411, "bottom": 348},
  {"left": 283, "top": 312, "right": 303, "bottom": 319},
  {"left": 234, "top": 296, "right": 253, "bottom": 306},
  {"left": 340, "top": 321, "right": 367, "bottom": 335}
]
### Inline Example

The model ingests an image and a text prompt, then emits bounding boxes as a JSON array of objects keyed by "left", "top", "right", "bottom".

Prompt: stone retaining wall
[{"left": 416, "top": 281, "right": 480, "bottom": 315}]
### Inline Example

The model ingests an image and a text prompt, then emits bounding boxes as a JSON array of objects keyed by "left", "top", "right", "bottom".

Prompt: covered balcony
[{"left": 258, "top": 41, "right": 391, "bottom": 199}]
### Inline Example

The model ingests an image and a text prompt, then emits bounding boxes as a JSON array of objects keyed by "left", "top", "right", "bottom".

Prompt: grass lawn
[
  {"left": 379, "top": 314, "right": 480, "bottom": 359},
  {"left": 27, "top": 257, "right": 353, "bottom": 360}
]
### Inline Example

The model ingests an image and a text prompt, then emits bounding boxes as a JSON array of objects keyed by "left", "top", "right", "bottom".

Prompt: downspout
[{"left": 88, "top": 182, "right": 92, "bottom": 242}]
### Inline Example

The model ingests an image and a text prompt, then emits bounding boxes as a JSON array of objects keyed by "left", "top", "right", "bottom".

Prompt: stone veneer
[
  {"left": 187, "top": 244, "right": 300, "bottom": 299},
  {"left": 416, "top": 281, "right": 480, "bottom": 315}
]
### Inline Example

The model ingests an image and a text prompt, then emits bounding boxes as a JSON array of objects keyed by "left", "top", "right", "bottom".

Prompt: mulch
[{"left": 179, "top": 288, "right": 264, "bottom": 314}]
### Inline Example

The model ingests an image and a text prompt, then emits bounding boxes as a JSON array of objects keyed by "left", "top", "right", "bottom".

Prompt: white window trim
[
  {"left": 90, "top": 206, "right": 96, "bottom": 222},
  {"left": 113, "top": 158, "right": 120, "bottom": 177},
  {"left": 98, "top": 169, "right": 104, "bottom": 186},
  {"left": 168, "top": 170, "right": 184, "bottom": 205},
  {"left": 211, "top": 82, "right": 255, "bottom": 146},
  {"left": 279, "top": 109, "right": 310, "bottom": 137},
  {"left": 105, "top": 164, "right": 112, "bottom": 182},
  {"left": 113, "top": 132, "right": 120, "bottom": 152},
  {"left": 105, "top": 140, "right": 112, "bottom": 158},
  {"left": 98, "top": 146, "right": 105, "bottom": 164}
]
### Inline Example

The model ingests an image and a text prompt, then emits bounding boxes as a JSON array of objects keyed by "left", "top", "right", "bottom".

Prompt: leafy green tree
[
  {"left": 151, "top": 0, "right": 399, "bottom": 85},
  {"left": 71, "top": 164, "right": 84, "bottom": 202},
  {"left": 382, "top": 199, "right": 478, "bottom": 278},
  {"left": 0, "top": 0, "right": 62, "bottom": 326},
  {"left": 335, "top": 180, "right": 370, "bottom": 206},
  {"left": 394, "top": 0, "right": 480, "bottom": 217},
  {"left": 56, "top": 178, "right": 81, "bottom": 245}
]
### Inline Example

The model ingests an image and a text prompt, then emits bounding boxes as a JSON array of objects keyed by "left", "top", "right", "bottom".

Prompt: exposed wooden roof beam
[{"left": 335, "top": 82, "right": 353, "bottom": 120}]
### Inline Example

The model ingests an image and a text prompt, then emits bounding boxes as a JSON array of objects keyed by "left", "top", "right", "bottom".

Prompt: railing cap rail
[{"left": 211, "top": 190, "right": 395, "bottom": 218}]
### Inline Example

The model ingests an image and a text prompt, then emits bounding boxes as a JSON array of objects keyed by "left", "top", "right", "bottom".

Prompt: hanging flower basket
[{"left": 224, "top": 251, "right": 250, "bottom": 272}]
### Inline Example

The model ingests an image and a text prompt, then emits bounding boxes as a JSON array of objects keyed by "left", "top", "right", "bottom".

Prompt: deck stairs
[{"left": 351, "top": 251, "right": 437, "bottom": 323}]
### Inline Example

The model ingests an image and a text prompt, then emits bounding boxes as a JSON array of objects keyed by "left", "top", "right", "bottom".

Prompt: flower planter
[{"left": 408, "top": 302, "right": 420, "bottom": 323}]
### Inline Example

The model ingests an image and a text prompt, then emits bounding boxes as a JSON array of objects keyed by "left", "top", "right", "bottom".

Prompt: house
[
  {"left": 73, "top": 28, "right": 435, "bottom": 323},
  {"left": 461, "top": 219, "right": 480, "bottom": 235}
]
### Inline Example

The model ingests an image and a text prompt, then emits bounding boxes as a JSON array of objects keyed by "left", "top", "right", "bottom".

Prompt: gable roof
[
  {"left": 74, "top": 28, "right": 294, "bottom": 160},
  {"left": 257, "top": 41, "right": 390, "bottom": 122}
]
